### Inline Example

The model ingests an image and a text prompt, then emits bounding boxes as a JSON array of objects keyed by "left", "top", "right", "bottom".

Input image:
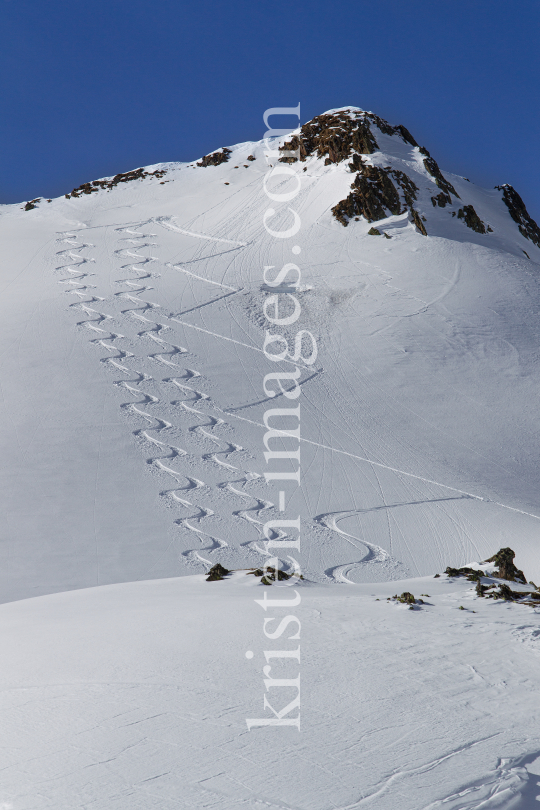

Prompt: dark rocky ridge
[
  {"left": 457, "top": 204, "right": 490, "bottom": 234},
  {"left": 421, "top": 150, "right": 460, "bottom": 198},
  {"left": 496, "top": 184, "right": 540, "bottom": 248},
  {"left": 65, "top": 167, "right": 167, "bottom": 199}
]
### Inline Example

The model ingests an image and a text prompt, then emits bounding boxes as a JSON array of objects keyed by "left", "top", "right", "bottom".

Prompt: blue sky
[{"left": 1, "top": 0, "right": 539, "bottom": 219}]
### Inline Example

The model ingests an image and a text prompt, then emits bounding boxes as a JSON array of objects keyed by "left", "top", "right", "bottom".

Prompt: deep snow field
[{"left": 1, "top": 107, "right": 540, "bottom": 807}]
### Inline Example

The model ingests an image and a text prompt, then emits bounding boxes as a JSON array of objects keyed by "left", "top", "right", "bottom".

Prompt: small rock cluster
[
  {"left": 431, "top": 191, "right": 452, "bottom": 208},
  {"left": 248, "top": 567, "right": 293, "bottom": 586},
  {"left": 368, "top": 227, "right": 391, "bottom": 239},
  {"left": 65, "top": 167, "right": 167, "bottom": 199},
  {"left": 387, "top": 591, "right": 425, "bottom": 610},
  {"left": 206, "top": 563, "right": 230, "bottom": 581},
  {"left": 205, "top": 563, "right": 301, "bottom": 585},
  {"left": 445, "top": 548, "right": 540, "bottom": 606}
]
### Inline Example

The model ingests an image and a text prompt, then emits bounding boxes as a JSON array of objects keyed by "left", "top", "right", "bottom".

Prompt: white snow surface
[
  {"left": 1, "top": 108, "right": 540, "bottom": 807},
  {"left": 1, "top": 574, "right": 540, "bottom": 809}
]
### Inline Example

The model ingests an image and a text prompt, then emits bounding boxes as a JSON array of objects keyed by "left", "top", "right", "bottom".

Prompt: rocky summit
[{"left": 277, "top": 108, "right": 538, "bottom": 246}]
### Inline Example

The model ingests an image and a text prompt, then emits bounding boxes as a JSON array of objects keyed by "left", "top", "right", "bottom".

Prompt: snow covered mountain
[
  {"left": 2, "top": 106, "right": 540, "bottom": 809},
  {"left": 2, "top": 105, "right": 540, "bottom": 602}
]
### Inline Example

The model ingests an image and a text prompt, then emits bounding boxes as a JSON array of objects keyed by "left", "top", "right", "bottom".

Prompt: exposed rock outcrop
[
  {"left": 481, "top": 584, "right": 540, "bottom": 603},
  {"left": 457, "top": 204, "right": 488, "bottom": 234},
  {"left": 485, "top": 547, "right": 526, "bottom": 583},
  {"left": 332, "top": 164, "right": 402, "bottom": 225},
  {"left": 247, "top": 566, "right": 296, "bottom": 585},
  {"left": 278, "top": 110, "right": 461, "bottom": 230},
  {"left": 392, "top": 169, "right": 419, "bottom": 209},
  {"left": 279, "top": 111, "right": 379, "bottom": 164},
  {"left": 393, "top": 591, "right": 416, "bottom": 605},
  {"left": 278, "top": 109, "right": 417, "bottom": 166},
  {"left": 422, "top": 156, "right": 459, "bottom": 198},
  {"left": 496, "top": 184, "right": 540, "bottom": 248},
  {"left": 443, "top": 549, "right": 540, "bottom": 605},
  {"left": 331, "top": 158, "right": 421, "bottom": 228},
  {"left": 370, "top": 117, "right": 418, "bottom": 147},
  {"left": 196, "top": 147, "right": 232, "bottom": 167},
  {"left": 445, "top": 566, "right": 481, "bottom": 580},
  {"left": 431, "top": 192, "right": 452, "bottom": 208},
  {"left": 410, "top": 209, "right": 428, "bottom": 236}
]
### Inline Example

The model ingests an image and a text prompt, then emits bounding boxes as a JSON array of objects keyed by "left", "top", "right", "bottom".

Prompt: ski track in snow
[
  {"left": 316, "top": 510, "right": 392, "bottom": 583},
  {"left": 54, "top": 212, "right": 540, "bottom": 586},
  {"left": 54, "top": 225, "right": 278, "bottom": 572}
]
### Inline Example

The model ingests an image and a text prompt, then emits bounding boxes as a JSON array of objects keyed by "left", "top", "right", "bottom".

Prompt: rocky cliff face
[{"left": 331, "top": 160, "right": 423, "bottom": 229}]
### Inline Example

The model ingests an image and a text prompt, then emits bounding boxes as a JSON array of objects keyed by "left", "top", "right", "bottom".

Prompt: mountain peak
[{"left": 274, "top": 107, "right": 539, "bottom": 250}]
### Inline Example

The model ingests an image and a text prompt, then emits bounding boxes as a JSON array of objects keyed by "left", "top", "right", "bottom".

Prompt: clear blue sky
[{"left": 1, "top": 0, "right": 539, "bottom": 220}]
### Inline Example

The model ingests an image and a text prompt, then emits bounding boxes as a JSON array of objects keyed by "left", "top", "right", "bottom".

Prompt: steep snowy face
[{"left": 274, "top": 107, "right": 539, "bottom": 253}]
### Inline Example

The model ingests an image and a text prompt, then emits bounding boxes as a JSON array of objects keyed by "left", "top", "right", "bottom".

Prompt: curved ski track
[{"left": 54, "top": 226, "right": 280, "bottom": 572}]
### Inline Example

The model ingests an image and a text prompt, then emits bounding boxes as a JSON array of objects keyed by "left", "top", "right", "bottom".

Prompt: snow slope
[{"left": 1, "top": 573, "right": 540, "bottom": 809}]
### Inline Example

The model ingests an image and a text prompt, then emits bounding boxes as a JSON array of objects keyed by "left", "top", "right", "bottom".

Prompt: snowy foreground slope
[
  {"left": 1, "top": 573, "right": 540, "bottom": 809},
  {"left": 1, "top": 106, "right": 540, "bottom": 807}
]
